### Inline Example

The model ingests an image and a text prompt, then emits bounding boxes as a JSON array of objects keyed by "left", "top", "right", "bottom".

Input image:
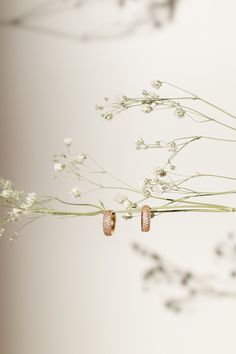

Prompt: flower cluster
[
  {"left": 96, "top": 80, "right": 197, "bottom": 127},
  {"left": 0, "top": 178, "right": 41, "bottom": 241},
  {"left": 115, "top": 194, "right": 137, "bottom": 219},
  {"left": 52, "top": 151, "right": 87, "bottom": 175},
  {"left": 96, "top": 81, "right": 165, "bottom": 121},
  {"left": 138, "top": 166, "right": 176, "bottom": 196}
]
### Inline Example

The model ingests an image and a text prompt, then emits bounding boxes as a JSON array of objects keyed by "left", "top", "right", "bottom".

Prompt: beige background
[{"left": 1, "top": 0, "right": 236, "bottom": 353}]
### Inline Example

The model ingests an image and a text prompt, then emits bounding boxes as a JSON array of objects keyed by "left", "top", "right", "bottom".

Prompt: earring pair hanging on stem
[{"left": 102, "top": 205, "right": 151, "bottom": 236}]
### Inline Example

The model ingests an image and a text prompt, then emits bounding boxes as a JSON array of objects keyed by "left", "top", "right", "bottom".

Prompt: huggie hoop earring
[
  {"left": 103, "top": 210, "right": 116, "bottom": 236},
  {"left": 141, "top": 205, "right": 151, "bottom": 232}
]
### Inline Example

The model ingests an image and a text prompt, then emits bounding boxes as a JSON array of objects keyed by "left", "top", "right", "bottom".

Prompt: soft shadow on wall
[
  {"left": 0, "top": 0, "right": 180, "bottom": 41},
  {"left": 133, "top": 232, "right": 236, "bottom": 313}
]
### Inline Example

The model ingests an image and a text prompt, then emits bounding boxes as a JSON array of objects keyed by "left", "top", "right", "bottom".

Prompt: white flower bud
[
  {"left": 71, "top": 187, "right": 81, "bottom": 198},
  {"left": 168, "top": 141, "right": 177, "bottom": 152},
  {"left": 151, "top": 80, "right": 162, "bottom": 90},
  {"left": 54, "top": 162, "right": 64, "bottom": 172},
  {"left": 123, "top": 200, "right": 133, "bottom": 209},
  {"left": 175, "top": 107, "right": 186, "bottom": 118},
  {"left": 1, "top": 189, "right": 13, "bottom": 198},
  {"left": 95, "top": 105, "right": 104, "bottom": 111},
  {"left": 134, "top": 137, "right": 145, "bottom": 145},
  {"left": 134, "top": 137, "right": 145, "bottom": 150},
  {"left": 104, "top": 113, "right": 113, "bottom": 120},
  {"left": 64, "top": 138, "right": 72, "bottom": 147},
  {"left": 77, "top": 153, "right": 87, "bottom": 163},
  {"left": 115, "top": 194, "right": 127, "bottom": 204},
  {"left": 142, "top": 105, "right": 153, "bottom": 113}
]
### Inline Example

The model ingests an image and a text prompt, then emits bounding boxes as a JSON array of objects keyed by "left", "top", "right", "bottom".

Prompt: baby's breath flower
[
  {"left": 135, "top": 137, "right": 145, "bottom": 150},
  {"left": 161, "top": 184, "right": 169, "bottom": 191},
  {"left": 115, "top": 194, "right": 127, "bottom": 204},
  {"left": 71, "top": 187, "right": 81, "bottom": 198},
  {"left": 64, "top": 138, "right": 72, "bottom": 147},
  {"left": 175, "top": 107, "right": 186, "bottom": 118},
  {"left": 154, "top": 168, "right": 167, "bottom": 177},
  {"left": 139, "top": 178, "right": 152, "bottom": 190},
  {"left": 116, "top": 194, "right": 137, "bottom": 210},
  {"left": 1, "top": 189, "right": 13, "bottom": 198},
  {"left": 123, "top": 200, "right": 133, "bottom": 209},
  {"left": 95, "top": 105, "right": 104, "bottom": 111},
  {"left": 142, "top": 105, "right": 153, "bottom": 113},
  {"left": 122, "top": 213, "right": 133, "bottom": 220},
  {"left": 77, "top": 153, "right": 87, "bottom": 163},
  {"left": 103, "top": 112, "right": 113, "bottom": 120},
  {"left": 0, "top": 179, "right": 12, "bottom": 189},
  {"left": 168, "top": 141, "right": 177, "bottom": 152},
  {"left": 142, "top": 189, "right": 151, "bottom": 197},
  {"left": 0, "top": 228, "right": 5, "bottom": 237},
  {"left": 54, "top": 161, "right": 65, "bottom": 172},
  {"left": 152, "top": 80, "right": 162, "bottom": 90},
  {"left": 26, "top": 193, "right": 37, "bottom": 207},
  {"left": 119, "top": 96, "right": 128, "bottom": 107},
  {"left": 8, "top": 208, "right": 22, "bottom": 222}
]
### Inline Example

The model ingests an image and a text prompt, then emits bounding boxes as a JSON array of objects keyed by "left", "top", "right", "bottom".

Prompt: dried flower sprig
[
  {"left": 96, "top": 81, "right": 236, "bottom": 207},
  {"left": 2, "top": 81, "right": 236, "bottom": 240},
  {"left": 98, "top": 80, "right": 236, "bottom": 132},
  {"left": 132, "top": 233, "right": 236, "bottom": 313}
]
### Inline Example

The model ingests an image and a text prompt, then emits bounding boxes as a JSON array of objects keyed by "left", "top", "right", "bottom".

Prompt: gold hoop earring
[
  {"left": 141, "top": 205, "right": 151, "bottom": 232},
  {"left": 103, "top": 210, "right": 116, "bottom": 236}
]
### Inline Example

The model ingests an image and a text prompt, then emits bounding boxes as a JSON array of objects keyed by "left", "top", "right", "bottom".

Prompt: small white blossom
[
  {"left": 142, "top": 105, "right": 153, "bottom": 113},
  {"left": 26, "top": 193, "right": 37, "bottom": 207},
  {"left": 175, "top": 107, "right": 186, "bottom": 118},
  {"left": 95, "top": 105, "right": 104, "bottom": 111},
  {"left": 122, "top": 213, "right": 133, "bottom": 220},
  {"left": 103, "top": 113, "right": 113, "bottom": 120},
  {"left": 8, "top": 208, "right": 22, "bottom": 222},
  {"left": 134, "top": 137, "right": 145, "bottom": 150},
  {"left": 115, "top": 194, "right": 127, "bottom": 204},
  {"left": 139, "top": 178, "right": 151, "bottom": 190},
  {"left": 20, "top": 204, "right": 29, "bottom": 211},
  {"left": 54, "top": 162, "right": 64, "bottom": 172},
  {"left": 0, "top": 179, "right": 12, "bottom": 189},
  {"left": 71, "top": 187, "right": 81, "bottom": 198},
  {"left": 152, "top": 80, "right": 162, "bottom": 90},
  {"left": 154, "top": 168, "right": 167, "bottom": 178},
  {"left": 0, "top": 228, "right": 5, "bottom": 237},
  {"left": 123, "top": 200, "right": 133, "bottom": 209},
  {"left": 77, "top": 153, "right": 87, "bottom": 164},
  {"left": 168, "top": 141, "right": 177, "bottom": 152},
  {"left": 1, "top": 189, "right": 15, "bottom": 199},
  {"left": 64, "top": 138, "right": 72, "bottom": 147},
  {"left": 119, "top": 95, "right": 128, "bottom": 107}
]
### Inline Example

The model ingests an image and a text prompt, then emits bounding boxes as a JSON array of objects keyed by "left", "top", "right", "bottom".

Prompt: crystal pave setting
[
  {"left": 141, "top": 205, "right": 151, "bottom": 232},
  {"left": 103, "top": 210, "right": 116, "bottom": 236}
]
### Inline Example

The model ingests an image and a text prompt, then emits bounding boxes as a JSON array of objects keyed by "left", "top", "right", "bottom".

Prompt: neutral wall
[{"left": 1, "top": 1, "right": 236, "bottom": 353}]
